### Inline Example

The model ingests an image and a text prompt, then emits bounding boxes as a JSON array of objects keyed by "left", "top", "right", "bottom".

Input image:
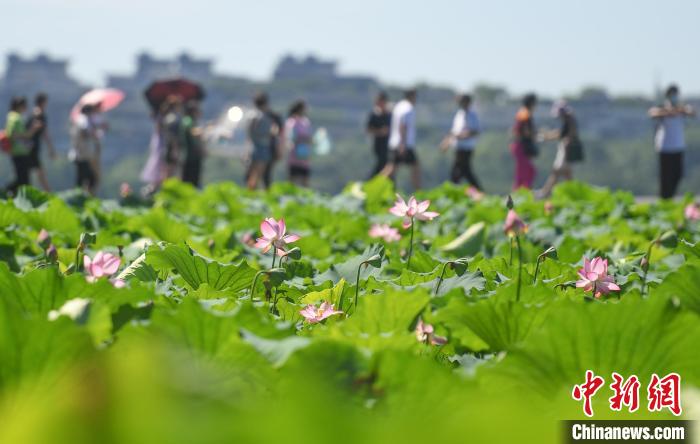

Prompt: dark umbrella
[{"left": 144, "top": 78, "right": 205, "bottom": 111}]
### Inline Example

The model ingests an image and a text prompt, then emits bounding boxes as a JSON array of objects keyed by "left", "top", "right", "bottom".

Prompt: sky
[{"left": 2, "top": 0, "right": 700, "bottom": 97}]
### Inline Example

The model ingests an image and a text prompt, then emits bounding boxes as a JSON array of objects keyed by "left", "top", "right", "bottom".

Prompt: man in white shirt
[
  {"left": 382, "top": 89, "right": 420, "bottom": 189},
  {"left": 440, "top": 94, "right": 481, "bottom": 190},
  {"left": 648, "top": 84, "right": 695, "bottom": 199}
]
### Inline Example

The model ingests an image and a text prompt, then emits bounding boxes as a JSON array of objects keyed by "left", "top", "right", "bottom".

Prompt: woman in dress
[{"left": 510, "top": 93, "right": 538, "bottom": 190}]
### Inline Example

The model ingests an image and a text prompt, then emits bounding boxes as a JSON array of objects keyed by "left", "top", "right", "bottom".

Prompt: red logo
[
  {"left": 572, "top": 370, "right": 605, "bottom": 417},
  {"left": 573, "top": 372, "right": 682, "bottom": 416},
  {"left": 609, "top": 372, "right": 640, "bottom": 412},
  {"left": 647, "top": 373, "right": 682, "bottom": 416}
]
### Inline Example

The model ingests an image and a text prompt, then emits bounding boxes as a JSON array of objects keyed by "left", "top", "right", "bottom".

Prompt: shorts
[
  {"left": 289, "top": 164, "right": 310, "bottom": 178},
  {"left": 252, "top": 143, "right": 272, "bottom": 163},
  {"left": 75, "top": 160, "right": 97, "bottom": 189},
  {"left": 389, "top": 148, "right": 418, "bottom": 165},
  {"left": 552, "top": 144, "right": 568, "bottom": 171}
]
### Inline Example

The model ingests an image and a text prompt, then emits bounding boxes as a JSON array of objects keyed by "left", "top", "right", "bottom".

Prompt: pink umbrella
[{"left": 70, "top": 88, "right": 125, "bottom": 121}]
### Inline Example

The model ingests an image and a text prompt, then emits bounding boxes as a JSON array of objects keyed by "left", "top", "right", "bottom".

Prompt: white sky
[{"left": 2, "top": 0, "right": 699, "bottom": 96}]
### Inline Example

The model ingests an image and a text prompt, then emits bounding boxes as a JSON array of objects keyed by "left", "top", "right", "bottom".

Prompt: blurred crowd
[{"left": 1, "top": 83, "right": 695, "bottom": 199}]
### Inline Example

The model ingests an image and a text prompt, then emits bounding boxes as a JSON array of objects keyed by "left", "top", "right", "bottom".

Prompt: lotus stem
[
  {"left": 73, "top": 242, "right": 85, "bottom": 274},
  {"left": 533, "top": 255, "right": 544, "bottom": 284},
  {"left": 353, "top": 260, "right": 369, "bottom": 312},
  {"left": 434, "top": 262, "right": 450, "bottom": 296},
  {"left": 407, "top": 221, "right": 415, "bottom": 269},
  {"left": 640, "top": 242, "right": 654, "bottom": 297},
  {"left": 515, "top": 235, "right": 523, "bottom": 302},
  {"left": 250, "top": 270, "right": 265, "bottom": 302},
  {"left": 509, "top": 237, "right": 514, "bottom": 266}
]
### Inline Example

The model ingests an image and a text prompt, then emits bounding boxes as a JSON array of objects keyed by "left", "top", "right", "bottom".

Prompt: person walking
[
  {"left": 537, "top": 100, "right": 583, "bottom": 198},
  {"left": 262, "top": 108, "right": 283, "bottom": 189},
  {"left": 440, "top": 94, "right": 482, "bottom": 190},
  {"left": 162, "top": 96, "right": 183, "bottom": 180},
  {"left": 180, "top": 101, "right": 206, "bottom": 188},
  {"left": 648, "top": 84, "right": 696, "bottom": 199},
  {"left": 366, "top": 91, "right": 391, "bottom": 178},
  {"left": 140, "top": 100, "right": 170, "bottom": 195},
  {"left": 26, "top": 93, "right": 56, "bottom": 192},
  {"left": 69, "top": 104, "right": 101, "bottom": 195},
  {"left": 382, "top": 89, "right": 420, "bottom": 189},
  {"left": 246, "top": 93, "right": 278, "bottom": 190},
  {"left": 510, "top": 93, "right": 539, "bottom": 190},
  {"left": 4, "top": 97, "right": 42, "bottom": 195},
  {"left": 285, "top": 100, "right": 312, "bottom": 187}
]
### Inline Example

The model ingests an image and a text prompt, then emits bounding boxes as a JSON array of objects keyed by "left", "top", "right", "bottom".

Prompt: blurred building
[
  {"left": 0, "top": 53, "right": 86, "bottom": 102},
  {"left": 273, "top": 55, "right": 337, "bottom": 81},
  {"left": 107, "top": 52, "right": 215, "bottom": 91}
]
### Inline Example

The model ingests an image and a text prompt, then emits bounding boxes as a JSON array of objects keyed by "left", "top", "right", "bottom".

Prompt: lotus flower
[
  {"left": 46, "top": 244, "right": 58, "bottom": 262},
  {"left": 544, "top": 200, "right": 554, "bottom": 216},
  {"left": 299, "top": 301, "right": 343, "bottom": 323},
  {"left": 389, "top": 194, "right": 439, "bottom": 229},
  {"left": 685, "top": 203, "right": 700, "bottom": 221},
  {"left": 504, "top": 209, "right": 528, "bottom": 237},
  {"left": 120, "top": 182, "right": 132, "bottom": 198},
  {"left": 415, "top": 318, "right": 447, "bottom": 345},
  {"left": 254, "top": 217, "right": 301, "bottom": 257},
  {"left": 84, "top": 251, "right": 121, "bottom": 278},
  {"left": 465, "top": 186, "right": 484, "bottom": 201},
  {"left": 576, "top": 257, "right": 620, "bottom": 298},
  {"left": 369, "top": 223, "right": 401, "bottom": 242},
  {"left": 84, "top": 251, "right": 124, "bottom": 287},
  {"left": 37, "top": 228, "right": 51, "bottom": 248}
]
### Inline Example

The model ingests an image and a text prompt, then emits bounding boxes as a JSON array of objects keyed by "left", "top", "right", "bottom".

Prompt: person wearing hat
[{"left": 537, "top": 100, "right": 583, "bottom": 198}]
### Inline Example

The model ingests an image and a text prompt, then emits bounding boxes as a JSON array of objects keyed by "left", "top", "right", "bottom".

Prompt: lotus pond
[{"left": 1, "top": 178, "right": 699, "bottom": 444}]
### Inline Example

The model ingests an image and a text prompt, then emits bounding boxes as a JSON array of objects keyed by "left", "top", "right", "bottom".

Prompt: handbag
[{"left": 0, "top": 130, "right": 11, "bottom": 153}]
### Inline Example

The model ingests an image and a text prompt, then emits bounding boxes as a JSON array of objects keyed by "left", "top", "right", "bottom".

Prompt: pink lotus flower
[
  {"left": 389, "top": 194, "right": 440, "bottom": 229},
  {"left": 46, "top": 244, "right": 58, "bottom": 262},
  {"left": 369, "top": 223, "right": 401, "bottom": 242},
  {"left": 415, "top": 318, "right": 447, "bottom": 345},
  {"left": 120, "top": 182, "right": 132, "bottom": 198},
  {"left": 504, "top": 209, "right": 528, "bottom": 237},
  {"left": 576, "top": 257, "right": 620, "bottom": 298},
  {"left": 465, "top": 186, "right": 484, "bottom": 201},
  {"left": 84, "top": 251, "right": 121, "bottom": 278},
  {"left": 299, "top": 301, "right": 343, "bottom": 323},
  {"left": 37, "top": 228, "right": 51, "bottom": 247},
  {"left": 685, "top": 203, "right": 700, "bottom": 221},
  {"left": 544, "top": 200, "right": 554, "bottom": 216},
  {"left": 254, "top": 217, "right": 301, "bottom": 257}
]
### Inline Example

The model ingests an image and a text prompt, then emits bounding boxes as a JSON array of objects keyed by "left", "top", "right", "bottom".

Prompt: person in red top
[{"left": 510, "top": 93, "right": 538, "bottom": 189}]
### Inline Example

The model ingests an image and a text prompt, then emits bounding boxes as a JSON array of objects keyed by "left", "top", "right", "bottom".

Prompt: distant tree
[
  {"left": 578, "top": 86, "right": 610, "bottom": 102},
  {"left": 473, "top": 83, "right": 509, "bottom": 104}
]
